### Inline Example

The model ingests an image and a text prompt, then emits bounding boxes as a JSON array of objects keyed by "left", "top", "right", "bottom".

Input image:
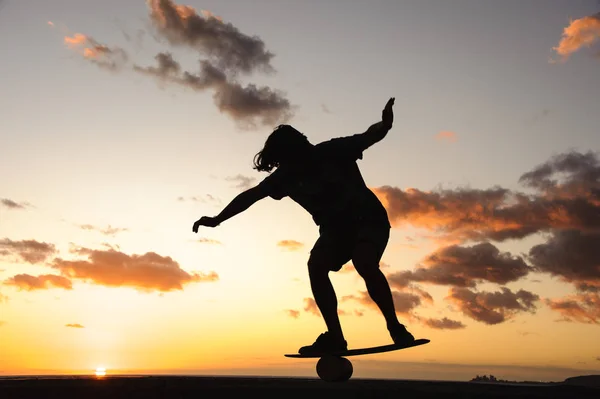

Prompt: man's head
[{"left": 253, "top": 125, "right": 312, "bottom": 172}]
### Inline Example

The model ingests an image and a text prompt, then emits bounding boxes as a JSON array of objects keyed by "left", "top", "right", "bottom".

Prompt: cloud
[
  {"left": 285, "top": 309, "right": 300, "bottom": 319},
  {"left": 545, "top": 292, "right": 600, "bottom": 324},
  {"left": 303, "top": 297, "right": 320, "bottom": 316},
  {"left": 55, "top": 0, "right": 294, "bottom": 127},
  {"left": 1, "top": 198, "right": 30, "bottom": 209},
  {"left": 196, "top": 238, "right": 222, "bottom": 245},
  {"left": 528, "top": 230, "right": 600, "bottom": 292},
  {"left": 0, "top": 293, "right": 8, "bottom": 303},
  {"left": 0, "top": 238, "right": 57, "bottom": 264},
  {"left": 552, "top": 12, "right": 600, "bottom": 61},
  {"left": 134, "top": 53, "right": 292, "bottom": 128},
  {"left": 321, "top": 104, "right": 332, "bottom": 114},
  {"left": 65, "top": 323, "right": 84, "bottom": 328},
  {"left": 4, "top": 274, "right": 73, "bottom": 291},
  {"left": 435, "top": 131, "right": 458, "bottom": 142},
  {"left": 388, "top": 242, "right": 531, "bottom": 289},
  {"left": 0, "top": 321, "right": 6, "bottom": 327},
  {"left": 178, "top": 194, "right": 222, "bottom": 204},
  {"left": 446, "top": 287, "right": 539, "bottom": 325},
  {"left": 77, "top": 224, "right": 128, "bottom": 236},
  {"left": 225, "top": 174, "right": 257, "bottom": 190},
  {"left": 64, "top": 33, "right": 128, "bottom": 71},
  {"left": 373, "top": 150, "right": 600, "bottom": 244},
  {"left": 52, "top": 247, "right": 218, "bottom": 292},
  {"left": 277, "top": 240, "right": 304, "bottom": 251},
  {"left": 342, "top": 290, "right": 422, "bottom": 315},
  {"left": 422, "top": 317, "right": 466, "bottom": 330},
  {"left": 146, "top": 0, "right": 274, "bottom": 74}
]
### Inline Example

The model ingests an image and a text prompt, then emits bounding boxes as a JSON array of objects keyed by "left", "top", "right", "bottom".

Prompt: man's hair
[{"left": 253, "top": 125, "right": 305, "bottom": 172}]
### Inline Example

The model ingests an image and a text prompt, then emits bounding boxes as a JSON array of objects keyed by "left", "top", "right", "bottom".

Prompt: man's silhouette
[{"left": 193, "top": 98, "right": 414, "bottom": 355}]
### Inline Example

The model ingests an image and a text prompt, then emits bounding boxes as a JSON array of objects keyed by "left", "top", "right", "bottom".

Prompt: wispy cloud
[
  {"left": 545, "top": 292, "right": 599, "bottom": 324},
  {"left": 225, "top": 174, "right": 257, "bottom": 190},
  {"left": 4, "top": 274, "right": 73, "bottom": 291},
  {"left": 277, "top": 240, "right": 304, "bottom": 251},
  {"left": 0, "top": 238, "right": 57, "bottom": 264},
  {"left": 77, "top": 224, "right": 128, "bottom": 236},
  {"left": 178, "top": 194, "right": 221, "bottom": 204},
  {"left": 63, "top": 33, "right": 128, "bottom": 71},
  {"left": 284, "top": 309, "right": 300, "bottom": 319},
  {"left": 552, "top": 12, "right": 600, "bottom": 62},
  {"left": 196, "top": 238, "right": 222, "bottom": 245},
  {"left": 65, "top": 323, "right": 84, "bottom": 328},
  {"left": 1, "top": 198, "right": 31, "bottom": 210},
  {"left": 435, "top": 131, "right": 458, "bottom": 142}
]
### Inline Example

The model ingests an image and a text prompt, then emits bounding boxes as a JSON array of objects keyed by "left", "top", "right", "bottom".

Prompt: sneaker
[
  {"left": 298, "top": 332, "right": 348, "bottom": 355},
  {"left": 389, "top": 324, "right": 415, "bottom": 346}
]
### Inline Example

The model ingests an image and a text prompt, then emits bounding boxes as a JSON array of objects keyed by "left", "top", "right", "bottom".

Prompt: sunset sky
[{"left": 1, "top": 0, "right": 600, "bottom": 382}]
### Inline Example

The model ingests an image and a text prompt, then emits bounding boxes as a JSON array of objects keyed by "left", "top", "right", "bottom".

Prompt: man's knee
[
  {"left": 353, "top": 261, "right": 381, "bottom": 280},
  {"left": 307, "top": 255, "right": 329, "bottom": 278}
]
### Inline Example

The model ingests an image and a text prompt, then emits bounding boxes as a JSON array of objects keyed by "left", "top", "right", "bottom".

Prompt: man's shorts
[{"left": 309, "top": 223, "right": 390, "bottom": 272}]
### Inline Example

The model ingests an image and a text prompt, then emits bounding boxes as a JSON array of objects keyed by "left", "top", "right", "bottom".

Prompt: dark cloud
[
  {"left": 0, "top": 238, "right": 57, "bottom": 264},
  {"left": 545, "top": 292, "right": 599, "bottom": 324},
  {"left": 135, "top": 53, "right": 292, "bottom": 128},
  {"left": 388, "top": 242, "right": 531, "bottom": 289},
  {"left": 147, "top": 0, "right": 274, "bottom": 74},
  {"left": 58, "top": 0, "right": 294, "bottom": 127},
  {"left": 4, "top": 274, "right": 73, "bottom": 291},
  {"left": 277, "top": 240, "right": 304, "bottom": 251},
  {"left": 446, "top": 287, "right": 539, "bottom": 325},
  {"left": 528, "top": 230, "right": 600, "bottom": 292},
  {"left": 422, "top": 317, "right": 466, "bottom": 330},
  {"left": 1, "top": 198, "right": 30, "bottom": 209},
  {"left": 65, "top": 323, "right": 84, "bottom": 328},
  {"left": 52, "top": 247, "right": 218, "bottom": 292},
  {"left": 518, "top": 151, "right": 600, "bottom": 200}
]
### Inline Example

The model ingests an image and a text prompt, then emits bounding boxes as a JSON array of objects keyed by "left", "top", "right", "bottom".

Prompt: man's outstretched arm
[
  {"left": 357, "top": 97, "right": 395, "bottom": 150},
  {"left": 193, "top": 186, "right": 267, "bottom": 231}
]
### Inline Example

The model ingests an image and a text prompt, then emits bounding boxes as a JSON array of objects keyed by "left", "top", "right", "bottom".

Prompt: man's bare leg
[
  {"left": 352, "top": 243, "right": 414, "bottom": 343},
  {"left": 308, "top": 260, "right": 345, "bottom": 342}
]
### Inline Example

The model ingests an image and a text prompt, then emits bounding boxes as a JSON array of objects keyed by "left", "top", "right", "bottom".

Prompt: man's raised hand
[
  {"left": 382, "top": 97, "right": 395, "bottom": 129},
  {"left": 193, "top": 216, "right": 220, "bottom": 232}
]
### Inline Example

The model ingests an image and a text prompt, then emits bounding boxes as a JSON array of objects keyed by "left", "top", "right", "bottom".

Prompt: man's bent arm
[
  {"left": 214, "top": 186, "right": 267, "bottom": 225},
  {"left": 360, "top": 121, "right": 391, "bottom": 149}
]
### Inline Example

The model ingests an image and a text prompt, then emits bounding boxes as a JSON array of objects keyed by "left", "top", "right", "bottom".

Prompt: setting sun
[{"left": 95, "top": 367, "right": 106, "bottom": 377}]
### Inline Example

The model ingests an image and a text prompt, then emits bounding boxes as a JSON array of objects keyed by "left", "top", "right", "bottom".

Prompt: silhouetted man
[{"left": 193, "top": 98, "right": 414, "bottom": 355}]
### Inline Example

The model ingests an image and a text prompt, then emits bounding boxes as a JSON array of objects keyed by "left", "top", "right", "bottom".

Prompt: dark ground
[{"left": 1, "top": 376, "right": 598, "bottom": 399}]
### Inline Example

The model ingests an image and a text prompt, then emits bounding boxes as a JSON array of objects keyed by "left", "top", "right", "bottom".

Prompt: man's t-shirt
[{"left": 256, "top": 133, "right": 390, "bottom": 228}]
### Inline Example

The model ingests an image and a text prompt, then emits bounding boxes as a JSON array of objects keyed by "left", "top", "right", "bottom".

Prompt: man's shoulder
[{"left": 314, "top": 134, "right": 365, "bottom": 160}]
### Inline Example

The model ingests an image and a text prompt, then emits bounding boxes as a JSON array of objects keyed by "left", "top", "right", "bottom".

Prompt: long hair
[{"left": 253, "top": 125, "right": 307, "bottom": 172}]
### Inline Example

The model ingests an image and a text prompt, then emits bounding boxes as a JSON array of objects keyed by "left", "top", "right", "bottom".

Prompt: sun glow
[{"left": 95, "top": 367, "right": 106, "bottom": 377}]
